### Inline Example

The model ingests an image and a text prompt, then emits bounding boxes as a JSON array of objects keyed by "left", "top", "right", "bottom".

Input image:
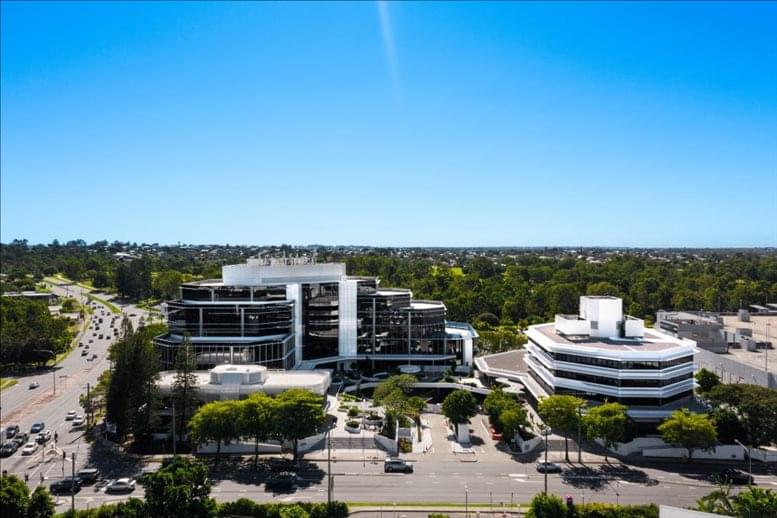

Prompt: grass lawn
[
  {"left": 86, "top": 293, "right": 121, "bottom": 314},
  {"left": 0, "top": 378, "right": 18, "bottom": 391}
]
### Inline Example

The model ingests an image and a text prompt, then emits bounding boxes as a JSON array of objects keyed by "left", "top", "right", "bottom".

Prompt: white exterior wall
[
  {"left": 554, "top": 315, "right": 590, "bottom": 336},
  {"left": 223, "top": 262, "right": 345, "bottom": 285},
  {"left": 580, "top": 297, "right": 622, "bottom": 337},
  {"left": 338, "top": 279, "right": 358, "bottom": 357},
  {"left": 285, "top": 283, "right": 303, "bottom": 366}
]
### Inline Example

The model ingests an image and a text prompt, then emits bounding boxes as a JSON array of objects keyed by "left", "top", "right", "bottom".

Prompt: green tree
[
  {"left": 239, "top": 392, "right": 277, "bottom": 467},
  {"left": 188, "top": 400, "right": 240, "bottom": 464},
  {"left": 526, "top": 492, "right": 566, "bottom": 517},
  {"left": 441, "top": 390, "right": 478, "bottom": 425},
  {"left": 274, "top": 389, "right": 326, "bottom": 462},
  {"left": 172, "top": 334, "right": 199, "bottom": 447},
  {"left": 153, "top": 270, "right": 183, "bottom": 300},
  {"left": 707, "top": 384, "right": 777, "bottom": 447},
  {"left": 658, "top": 409, "right": 717, "bottom": 462},
  {"left": 372, "top": 375, "right": 417, "bottom": 404},
  {"left": 25, "top": 487, "right": 54, "bottom": 518},
  {"left": 0, "top": 474, "right": 29, "bottom": 518},
  {"left": 583, "top": 402, "right": 628, "bottom": 461},
  {"left": 278, "top": 504, "right": 310, "bottom": 518},
  {"left": 695, "top": 368, "right": 721, "bottom": 394},
  {"left": 144, "top": 456, "right": 216, "bottom": 518},
  {"left": 499, "top": 408, "right": 529, "bottom": 442},
  {"left": 538, "top": 395, "right": 586, "bottom": 462},
  {"left": 698, "top": 486, "right": 777, "bottom": 518}
]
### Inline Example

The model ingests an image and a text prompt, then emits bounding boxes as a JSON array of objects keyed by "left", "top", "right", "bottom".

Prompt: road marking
[{"left": 509, "top": 474, "right": 527, "bottom": 478}]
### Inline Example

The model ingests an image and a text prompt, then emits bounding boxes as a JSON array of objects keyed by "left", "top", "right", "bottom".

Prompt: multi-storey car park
[
  {"left": 154, "top": 257, "right": 477, "bottom": 373},
  {"left": 523, "top": 296, "right": 698, "bottom": 422}
]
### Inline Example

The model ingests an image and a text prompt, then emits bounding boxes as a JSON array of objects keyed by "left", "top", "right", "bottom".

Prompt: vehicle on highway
[
  {"left": 89, "top": 339, "right": 94, "bottom": 343},
  {"left": 28, "top": 381, "right": 40, "bottom": 389},
  {"left": 715, "top": 468, "right": 754, "bottom": 485},
  {"left": 384, "top": 458, "right": 414, "bottom": 473},
  {"left": 99, "top": 334, "right": 103, "bottom": 339},
  {"left": 72, "top": 415, "right": 85, "bottom": 427},
  {"left": 20, "top": 442, "right": 39, "bottom": 455},
  {"left": 0, "top": 441, "right": 18, "bottom": 457},
  {"left": 5, "top": 425, "right": 20, "bottom": 438},
  {"left": 11, "top": 433, "right": 29, "bottom": 448},
  {"left": 265, "top": 472, "right": 298, "bottom": 491},
  {"left": 36, "top": 430, "right": 52, "bottom": 444},
  {"left": 30, "top": 422, "right": 45, "bottom": 433},
  {"left": 50, "top": 476, "right": 82, "bottom": 494},
  {"left": 76, "top": 468, "right": 100, "bottom": 485},
  {"left": 81, "top": 349, "right": 89, "bottom": 356},
  {"left": 105, "top": 478, "right": 136, "bottom": 493},
  {"left": 536, "top": 462, "right": 563, "bottom": 473},
  {"left": 91, "top": 353, "right": 98, "bottom": 360},
  {"left": 66, "top": 410, "right": 77, "bottom": 421},
  {"left": 78, "top": 342, "right": 84, "bottom": 347}
]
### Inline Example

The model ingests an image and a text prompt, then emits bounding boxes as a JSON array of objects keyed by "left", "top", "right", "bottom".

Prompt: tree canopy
[
  {"left": 707, "top": 384, "right": 777, "bottom": 447},
  {"left": 441, "top": 389, "right": 478, "bottom": 425},
  {"left": 583, "top": 402, "right": 628, "bottom": 460},
  {"left": 538, "top": 394, "right": 586, "bottom": 462},
  {"left": 657, "top": 409, "right": 717, "bottom": 462},
  {"left": 144, "top": 456, "right": 216, "bottom": 518}
]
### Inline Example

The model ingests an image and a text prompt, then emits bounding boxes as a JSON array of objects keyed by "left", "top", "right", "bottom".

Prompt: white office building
[{"left": 524, "top": 296, "right": 698, "bottom": 421}]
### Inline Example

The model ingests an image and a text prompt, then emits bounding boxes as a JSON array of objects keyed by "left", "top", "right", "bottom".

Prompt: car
[
  {"left": 105, "top": 478, "right": 136, "bottom": 493},
  {"left": 66, "top": 410, "right": 77, "bottom": 421},
  {"left": 20, "top": 442, "right": 39, "bottom": 455},
  {"left": 384, "top": 458, "right": 414, "bottom": 473},
  {"left": 11, "top": 433, "right": 29, "bottom": 448},
  {"left": 91, "top": 353, "right": 98, "bottom": 360},
  {"left": 5, "top": 425, "right": 20, "bottom": 439},
  {"left": 28, "top": 382, "right": 40, "bottom": 389},
  {"left": 36, "top": 430, "right": 52, "bottom": 444},
  {"left": 0, "top": 441, "right": 18, "bottom": 457},
  {"left": 50, "top": 477, "right": 82, "bottom": 494},
  {"left": 98, "top": 334, "right": 103, "bottom": 339},
  {"left": 88, "top": 339, "right": 94, "bottom": 343},
  {"left": 265, "top": 472, "right": 298, "bottom": 491},
  {"left": 30, "top": 422, "right": 45, "bottom": 433},
  {"left": 76, "top": 468, "right": 100, "bottom": 485},
  {"left": 715, "top": 468, "right": 754, "bottom": 485},
  {"left": 78, "top": 342, "right": 84, "bottom": 347},
  {"left": 72, "top": 415, "right": 85, "bottom": 427},
  {"left": 536, "top": 462, "right": 563, "bottom": 473},
  {"left": 81, "top": 349, "right": 89, "bottom": 356}
]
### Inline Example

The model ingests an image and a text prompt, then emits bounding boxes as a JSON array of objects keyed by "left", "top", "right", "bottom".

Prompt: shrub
[
  {"left": 217, "top": 500, "right": 348, "bottom": 518},
  {"left": 429, "top": 514, "right": 450, "bottom": 518},
  {"left": 526, "top": 492, "right": 566, "bottom": 518},
  {"left": 346, "top": 420, "right": 360, "bottom": 429},
  {"left": 399, "top": 438, "right": 412, "bottom": 453},
  {"left": 347, "top": 407, "right": 359, "bottom": 418}
]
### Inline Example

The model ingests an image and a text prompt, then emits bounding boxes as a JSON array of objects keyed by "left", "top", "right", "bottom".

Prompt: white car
[
  {"left": 65, "top": 411, "right": 76, "bottom": 421},
  {"left": 72, "top": 415, "right": 85, "bottom": 427},
  {"left": 105, "top": 478, "right": 135, "bottom": 493},
  {"left": 20, "top": 442, "right": 38, "bottom": 455}
]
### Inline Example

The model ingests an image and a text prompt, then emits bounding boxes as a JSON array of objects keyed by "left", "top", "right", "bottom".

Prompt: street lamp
[
  {"left": 734, "top": 439, "right": 752, "bottom": 486},
  {"left": 541, "top": 425, "right": 551, "bottom": 494}
]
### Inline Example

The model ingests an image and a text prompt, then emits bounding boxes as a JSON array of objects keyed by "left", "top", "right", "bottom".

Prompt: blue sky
[{"left": 2, "top": 1, "right": 776, "bottom": 247}]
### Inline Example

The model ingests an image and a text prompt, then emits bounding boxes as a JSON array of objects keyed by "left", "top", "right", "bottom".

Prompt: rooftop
[{"left": 532, "top": 322, "right": 692, "bottom": 353}]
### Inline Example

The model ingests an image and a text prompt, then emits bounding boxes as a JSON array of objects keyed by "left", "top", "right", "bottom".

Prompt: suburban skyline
[{"left": 2, "top": 2, "right": 776, "bottom": 247}]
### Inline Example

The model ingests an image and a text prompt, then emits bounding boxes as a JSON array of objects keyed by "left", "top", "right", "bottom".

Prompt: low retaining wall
[
  {"left": 374, "top": 433, "right": 396, "bottom": 455},
  {"left": 642, "top": 445, "right": 744, "bottom": 461},
  {"left": 515, "top": 433, "right": 543, "bottom": 453},
  {"left": 197, "top": 441, "right": 282, "bottom": 454}
]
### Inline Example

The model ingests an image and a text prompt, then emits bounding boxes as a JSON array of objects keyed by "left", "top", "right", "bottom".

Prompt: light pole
[
  {"left": 327, "top": 428, "right": 333, "bottom": 511},
  {"left": 734, "top": 439, "right": 752, "bottom": 486},
  {"left": 541, "top": 425, "right": 551, "bottom": 494},
  {"left": 766, "top": 323, "right": 771, "bottom": 376},
  {"left": 464, "top": 483, "right": 468, "bottom": 518},
  {"left": 577, "top": 403, "right": 583, "bottom": 464}
]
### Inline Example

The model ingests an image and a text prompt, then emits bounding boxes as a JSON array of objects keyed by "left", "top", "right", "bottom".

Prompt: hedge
[{"left": 217, "top": 499, "right": 349, "bottom": 518}]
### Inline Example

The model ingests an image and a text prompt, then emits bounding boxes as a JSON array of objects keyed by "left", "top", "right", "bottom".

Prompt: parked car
[
  {"left": 20, "top": 442, "right": 39, "bottom": 455},
  {"left": 50, "top": 477, "right": 82, "bottom": 494},
  {"left": 30, "top": 422, "right": 45, "bottom": 433},
  {"left": 28, "top": 382, "right": 40, "bottom": 389},
  {"left": 11, "top": 433, "right": 29, "bottom": 448},
  {"left": 715, "top": 468, "right": 754, "bottom": 485},
  {"left": 76, "top": 468, "right": 100, "bottom": 485},
  {"left": 384, "top": 458, "right": 414, "bottom": 473},
  {"left": 66, "top": 410, "right": 77, "bottom": 421},
  {"left": 105, "top": 478, "right": 136, "bottom": 493},
  {"left": 536, "top": 462, "right": 563, "bottom": 473},
  {"left": 36, "top": 430, "right": 52, "bottom": 444},
  {"left": 265, "top": 472, "right": 298, "bottom": 491},
  {"left": 72, "top": 415, "right": 85, "bottom": 427},
  {"left": 0, "top": 441, "right": 18, "bottom": 457},
  {"left": 5, "top": 425, "right": 20, "bottom": 439}
]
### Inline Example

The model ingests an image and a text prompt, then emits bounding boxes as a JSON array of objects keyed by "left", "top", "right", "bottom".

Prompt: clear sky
[{"left": 2, "top": 1, "right": 776, "bottom": 247}]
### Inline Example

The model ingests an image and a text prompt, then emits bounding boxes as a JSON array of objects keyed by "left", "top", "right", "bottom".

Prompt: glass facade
[
  {"left": 529, "top": 338, "right": 693, "bottom": 371},
  {"left": 156, "top": 335, "right": 294, "bottom": 370},
  {"left": 301, "top": 282, "right": 340, "bottom": 360}
]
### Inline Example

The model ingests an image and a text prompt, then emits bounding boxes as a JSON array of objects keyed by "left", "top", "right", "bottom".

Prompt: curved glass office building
[{"left": 155, "top": 257, "right": 477, "bottom": 372}]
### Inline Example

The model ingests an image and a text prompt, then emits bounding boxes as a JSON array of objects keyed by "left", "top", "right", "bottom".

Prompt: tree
[
  {"left": 239, "top": 392, "right": 277, "bottom": 467},
  {"left": 538, "top": 395, "right": 586, "bottom": 462},
  {"left": 25, "top": 487, "right": 54, "bottom": 518},
  {"left": 188, "top": 400, "right": 240, "bottom": 464},
  {"left": 274, "top": 389, "right": 326, "bottom": 462},
  {"left": 153, "top": 270, "right": 183, "bottom": 300},
  {"left": 499, "top": 408, "right": 529, "bottom": 442},
  {"left": 583, "top": 402, "right": 628, "bottom": 461},
  {"left": 144, "top": 456, "right": 216, "bottom": 518},
  {"left": 372, "top": 375, "right": 417, "bottom": 404},
  {"left": 441, "top": 390, "right": 478, "bottom": 425},
  {"left": 172, "top": 334, "right": 199, "bottom": 447},
  {"left": 707, "top": 384, "right": 777, "bottom": 447},
  {"left": 695, "top": 368, "right": 721, "bottom": 394},
  {"left": 698, "top": 486, "right": 777, "bottom": 518},
  {"left": 526, "top": 492, "right": 566, "bottom": 518},
  {"left": 658, "top": 409, "right": 717, "bottom": 462},
  {"left": 0, "top": 474, "right": 29, "bottom": 518}
]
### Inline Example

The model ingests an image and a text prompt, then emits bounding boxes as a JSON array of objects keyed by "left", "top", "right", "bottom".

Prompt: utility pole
[
  {"left": 53, "top": 370, "right": 56, "bottom": 396},
  {"left": 464, "top": 483, "right": 468, "bottom": 518},
  {"left": 735, "top": 439, "right": 752, "bottom": 486},
  {"left": 327, "top": 429, "right": 332, "bottom": 511},
  {"left": 71, "top": 453, "right": 76, "bottom": 514},
  {"left": 577, "top": 404, "right": 583, "bottom": 464},
  {"left": 542, "top": 426, "right": 550, "bottom": 493},
  {"left": 86, "top": 383, "right": 91, "bottom": 429},
  {"left": 172, "top": 402, "right": 176, "bottom": 455}
]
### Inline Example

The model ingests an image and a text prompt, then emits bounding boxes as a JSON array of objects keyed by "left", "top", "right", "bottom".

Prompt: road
[{"left": 0, "top": 282, "right": 147, "bottom": 491}]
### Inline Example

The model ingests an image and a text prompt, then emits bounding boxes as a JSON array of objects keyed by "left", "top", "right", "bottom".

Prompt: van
[{"left": 76, "top": 468, "right": 99, "bottom": 485}]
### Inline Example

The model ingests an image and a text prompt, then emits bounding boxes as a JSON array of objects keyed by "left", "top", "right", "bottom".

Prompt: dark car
[
  {"left": 265, "top": 472, "right": 298, "bottom": 491},
  {"left": 384, "top": 458, "right": 414, "bottom": 473},
  {"left": 0, "top": 441, "right": 18, "bottom": 457},
  {"left": 536, "top": 462, "right": 563, "bottom": 474},
  {"left": 30, "top": 422, "right": 45, "bottom": 434},
  {"left": 76, "top": 468, "right": 100, "bottom": 485},
  {"left": 11, "top": 432, "right": 29, "bottom": 448},
  {"left": 50, "top": 477, "right": 82, "bottom": 494},
  {"left": 5, "top": 425, "right": 20, "bottom": 439},
  {"left": 715, "top": 468, "right": 754, "bottom": 485}
]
